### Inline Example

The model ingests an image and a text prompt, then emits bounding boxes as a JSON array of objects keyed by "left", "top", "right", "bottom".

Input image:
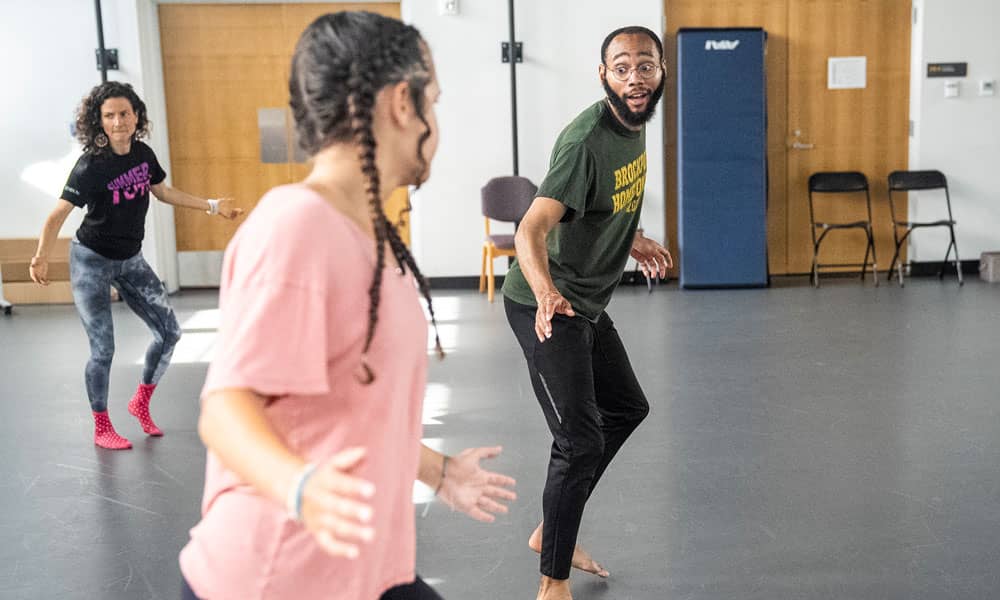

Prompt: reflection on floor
[{"left": 0, "top": 278, "right": 997, "bottom": 599}]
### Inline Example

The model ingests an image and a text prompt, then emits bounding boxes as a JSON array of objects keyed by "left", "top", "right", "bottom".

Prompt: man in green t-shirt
[{"left": 502, "top": 26, "right": 673, "bottom": 600}]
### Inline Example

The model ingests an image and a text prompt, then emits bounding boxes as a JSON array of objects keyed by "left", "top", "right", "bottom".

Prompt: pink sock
[
  {"left": 128, "top": 383, "right": 163, "bottom": 436},
  {"left": 93, "top": 411, "right": 132, "bottom": 450}
]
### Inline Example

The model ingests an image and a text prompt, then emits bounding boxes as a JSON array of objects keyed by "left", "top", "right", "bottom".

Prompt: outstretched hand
[
  {"left": 437, "top": 446, "right": 517, "bottom": 523},
  {"left": 300, "top": 447, "right": 377, "bottom": 559},
  {"left": 631, "top": 234, "right": 673, "bottom": 279},
  {"left": 215, "top": 198, "right": 244, "bottom": 220}
]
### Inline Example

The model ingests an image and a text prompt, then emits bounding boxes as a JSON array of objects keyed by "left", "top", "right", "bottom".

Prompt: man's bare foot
[
  {"left": 529, "top": 522, "right": 610, "bottom": 578},
  {"left": 537, "top": 576, "right": 573, "bottom": 600}
]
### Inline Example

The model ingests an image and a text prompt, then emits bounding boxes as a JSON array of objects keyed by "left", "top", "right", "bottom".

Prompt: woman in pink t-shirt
[{"left": 178, "top": 11, "right": 516, "bottom": 600}]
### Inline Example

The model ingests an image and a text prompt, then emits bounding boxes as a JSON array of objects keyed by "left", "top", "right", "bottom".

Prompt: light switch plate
[
  {"left": 980, "top": 80, "right": 996, "bottom": 97},
  {"left": 944, "top": 80, "right": 960, "bottom": 98}
]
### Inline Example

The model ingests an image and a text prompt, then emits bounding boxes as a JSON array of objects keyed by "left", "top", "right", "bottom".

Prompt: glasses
[{"left": 606, "top": 62, "right": 662, "bottom": 82}]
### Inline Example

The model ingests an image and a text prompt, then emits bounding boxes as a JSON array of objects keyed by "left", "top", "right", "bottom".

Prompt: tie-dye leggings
[{"left": 70, "top": 240, "right": 182, "bottom": 412}]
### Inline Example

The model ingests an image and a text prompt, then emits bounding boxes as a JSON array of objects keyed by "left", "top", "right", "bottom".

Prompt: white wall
[
  {"left": 1, "top": 1, "right": 101, "bottom": 239},
  {"left": 909, "top": 0, "right": 1000, "bottom": 263},
  {"left": 15, "top": 1, "right": 992, "bottom": 281},
  {"left": 1, "top": 0, "right": 177, "bottom": 288},
  {"left": 404, "top": 0, "right": 666, "bottom": 277},
  {"left": 2, "top": 0, "right": 663, "bottom": 282}
]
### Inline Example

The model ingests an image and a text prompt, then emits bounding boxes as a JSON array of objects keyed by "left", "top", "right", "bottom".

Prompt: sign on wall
[
  {"left": 927, "top": 63, "right": 968, "bottom": 78},
  {"left": 828, "top": 56, "right": 867, "bottom": 89}
]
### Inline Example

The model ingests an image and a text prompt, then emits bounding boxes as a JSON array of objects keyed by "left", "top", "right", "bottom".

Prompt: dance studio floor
[{"left": 1, "top": 277, "right": 997, "bottom": 599}]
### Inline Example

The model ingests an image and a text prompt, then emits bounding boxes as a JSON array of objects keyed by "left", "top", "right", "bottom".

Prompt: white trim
[
  {"left": 908, "top": 0, "right": 924, "bottom": 260},
  {"left": 137, "top": 0, "right": 179, "bottom": 292}
]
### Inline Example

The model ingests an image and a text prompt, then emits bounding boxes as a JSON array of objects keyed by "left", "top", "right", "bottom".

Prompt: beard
[{"left": 602, "top": 76, "right": 665, "bottom": 128}]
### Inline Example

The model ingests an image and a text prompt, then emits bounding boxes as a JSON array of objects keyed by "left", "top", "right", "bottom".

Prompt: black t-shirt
[{"left": 62, "top": 141, "right": 167, "bottom": 260}]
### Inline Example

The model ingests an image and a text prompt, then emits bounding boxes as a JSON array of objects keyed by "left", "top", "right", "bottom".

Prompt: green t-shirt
[{"left": 502, "top": 100, "right": 647, "bottom": 320}]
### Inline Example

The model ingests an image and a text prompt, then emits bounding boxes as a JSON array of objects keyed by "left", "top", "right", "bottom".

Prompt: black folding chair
[
  {"left": 808, "top": 172, "right": 878, "bottom": 287},
  {"left": 887, "top": 170, "right": 963, "bottom": 286}
]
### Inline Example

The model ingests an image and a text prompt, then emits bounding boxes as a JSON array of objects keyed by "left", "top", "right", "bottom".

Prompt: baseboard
[
  {"left": 429, "top": 271, "right": 664, "bottom": 290},
  {"left": 907, "top": 260, "right": 978, "bottom": 277},
  {"left": 432, "top": 263, "right": 978, "bottom": 290},
  {"left": 430, "top": 276, "right": 499, "bottom": 289}
]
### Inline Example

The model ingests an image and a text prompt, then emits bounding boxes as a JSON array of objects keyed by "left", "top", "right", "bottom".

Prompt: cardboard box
[
  {"left": 1, "top": 281, "right": 75, "bottom": 304},
  {"left": 980, "top": 252, "right": 1000, "bottom": 283},
  {"left": 2, "top": 261, "right": 70, "bottom": 282},
  {"left": 0, "top": 238, "right": 73, "bottom": 304}
]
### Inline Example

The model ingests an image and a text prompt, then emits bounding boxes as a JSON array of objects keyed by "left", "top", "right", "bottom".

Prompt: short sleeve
[
  {"left": 205, "top": 282, "right": 329, "bottom": 399},
  {"left": 144, "top": 143, "right": 167, "bottom": 185},
  {"left": 536, "top": 142, "right": 594, "bottom": 220},
  {"left": 203, "top": 207, "right": 333, "bottom": 399},
  {"left": 62, "top": 155, "right": 91, "bottom": 207}
]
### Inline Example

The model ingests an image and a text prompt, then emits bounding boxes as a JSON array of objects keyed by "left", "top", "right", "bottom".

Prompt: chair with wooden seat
[
  {"left": 479, "top": 176, "right": 537, "bottom": 302},
  {"left": 886, "top": 169, "right": 962, "bottom": 286},
  {"left": 807, "top": 171, "right": 879, "bottom": 287}
]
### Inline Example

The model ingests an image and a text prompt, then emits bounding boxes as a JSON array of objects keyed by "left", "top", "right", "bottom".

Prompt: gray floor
[{"left": 1, "top": 276, "right": 998, "bottom": 599}]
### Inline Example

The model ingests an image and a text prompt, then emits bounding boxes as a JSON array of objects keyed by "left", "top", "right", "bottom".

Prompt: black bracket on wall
[
  {"left": 504, "top": 0, "right": 520, "bottom": 174},
  {"left": 95, "top": 48, "right": 119, "bottom": 72},
  {"left": 501, "top": 41, "right": 523, "bottom": 63}
]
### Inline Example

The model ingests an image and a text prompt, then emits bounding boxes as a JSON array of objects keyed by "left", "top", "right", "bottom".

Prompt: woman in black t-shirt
[{"left": 30, "top": 81, "right": 242, "bottom": 450}]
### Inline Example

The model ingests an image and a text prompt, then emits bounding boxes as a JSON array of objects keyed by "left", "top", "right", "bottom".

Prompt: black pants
[
  {"left": 504, "top": 298, "right": 649, "bottom": 580},
  {"left": 181, "top": 575, "right": 442, "bottom": 599},
  {"left": 380, "top": 577, "right": 443, "bottom": 599}
]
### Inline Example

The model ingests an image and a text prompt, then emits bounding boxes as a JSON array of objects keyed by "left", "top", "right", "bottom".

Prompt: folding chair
[
  {"left": 808, "top": 171, "right": 878, "bottom": 287},
  {"left": 886, "top": 170, "right": 963, "bottom": 286}
]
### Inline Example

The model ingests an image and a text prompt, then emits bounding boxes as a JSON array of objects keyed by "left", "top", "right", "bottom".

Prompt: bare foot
[
  {"left": 529, "top": 522, "right": 610, "bottom": 578},
  {"left": 537, "top": 576, "right": 573, "bottom": 600}
]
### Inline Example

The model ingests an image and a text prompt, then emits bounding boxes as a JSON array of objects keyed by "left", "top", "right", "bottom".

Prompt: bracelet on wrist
[
  {"left": 434, "top": 455, "right": 449, "bottom": 496},
  {"left": 286, "top": 463, "right": 317, "bottom": 522},
  {"left": 206, "top": 198, "right": 220, "bottom": 216}
]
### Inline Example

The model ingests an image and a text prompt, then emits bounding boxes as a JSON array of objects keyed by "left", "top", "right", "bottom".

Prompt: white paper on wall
[{"left": 828, "top": 56, "right": 867, "bottom": 89}]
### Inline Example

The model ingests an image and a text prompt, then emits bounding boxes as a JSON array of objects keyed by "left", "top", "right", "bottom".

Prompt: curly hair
[
  {"left": 290, "top": 11, "right": 443, "bottom": 384},
  {"left": 75, "top": 81, "right": 149, "bottom": 155}
]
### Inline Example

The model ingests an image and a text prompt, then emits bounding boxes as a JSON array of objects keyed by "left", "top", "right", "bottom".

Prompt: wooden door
[
  {"left": 159, "top": 2, "right": 409, "bottom": 259},
  {"left": 664, "top": 0, "right": 790, "bottom": 275},
  {"left": 663, "top": 0, "right": 910, "bottom": 275},
  {"left": 786, "top": 0, "right": 911, "bottom": 273}
]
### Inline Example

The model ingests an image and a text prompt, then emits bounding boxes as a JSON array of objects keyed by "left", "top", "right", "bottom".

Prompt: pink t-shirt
[{"left": 179, "top": 184, "right": 428, "bottom": 599}]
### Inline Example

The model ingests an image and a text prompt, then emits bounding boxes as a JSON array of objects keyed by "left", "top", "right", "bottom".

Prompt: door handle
[{"left": 791, "top": 141, "right": 815, "bottom": 150}]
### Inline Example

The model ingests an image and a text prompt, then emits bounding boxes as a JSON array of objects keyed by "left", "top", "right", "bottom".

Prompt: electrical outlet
[
  {"left": 439, "top": 0, "right": 459, "bottom": 16},
  {"left": 944, "top": 80, "right": 960, "bottom": 98}
]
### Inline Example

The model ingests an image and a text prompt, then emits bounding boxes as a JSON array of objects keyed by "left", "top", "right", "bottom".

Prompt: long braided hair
[{"left": 289, "top": 11, "right": 444, "bottom": 384}]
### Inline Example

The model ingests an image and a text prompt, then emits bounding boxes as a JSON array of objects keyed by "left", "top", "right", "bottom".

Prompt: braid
[
  {"left": 385, "top": 223, "right": 445, "bottom": 359},
  {"left": 289, "top": 11, "right": 439, "bottom": 383},
  {"left": 348, "top": 62, "right": 386, "bottom": 384},
  {"left": 383, "top": 51, "right": 443, "bottom": 360}
]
